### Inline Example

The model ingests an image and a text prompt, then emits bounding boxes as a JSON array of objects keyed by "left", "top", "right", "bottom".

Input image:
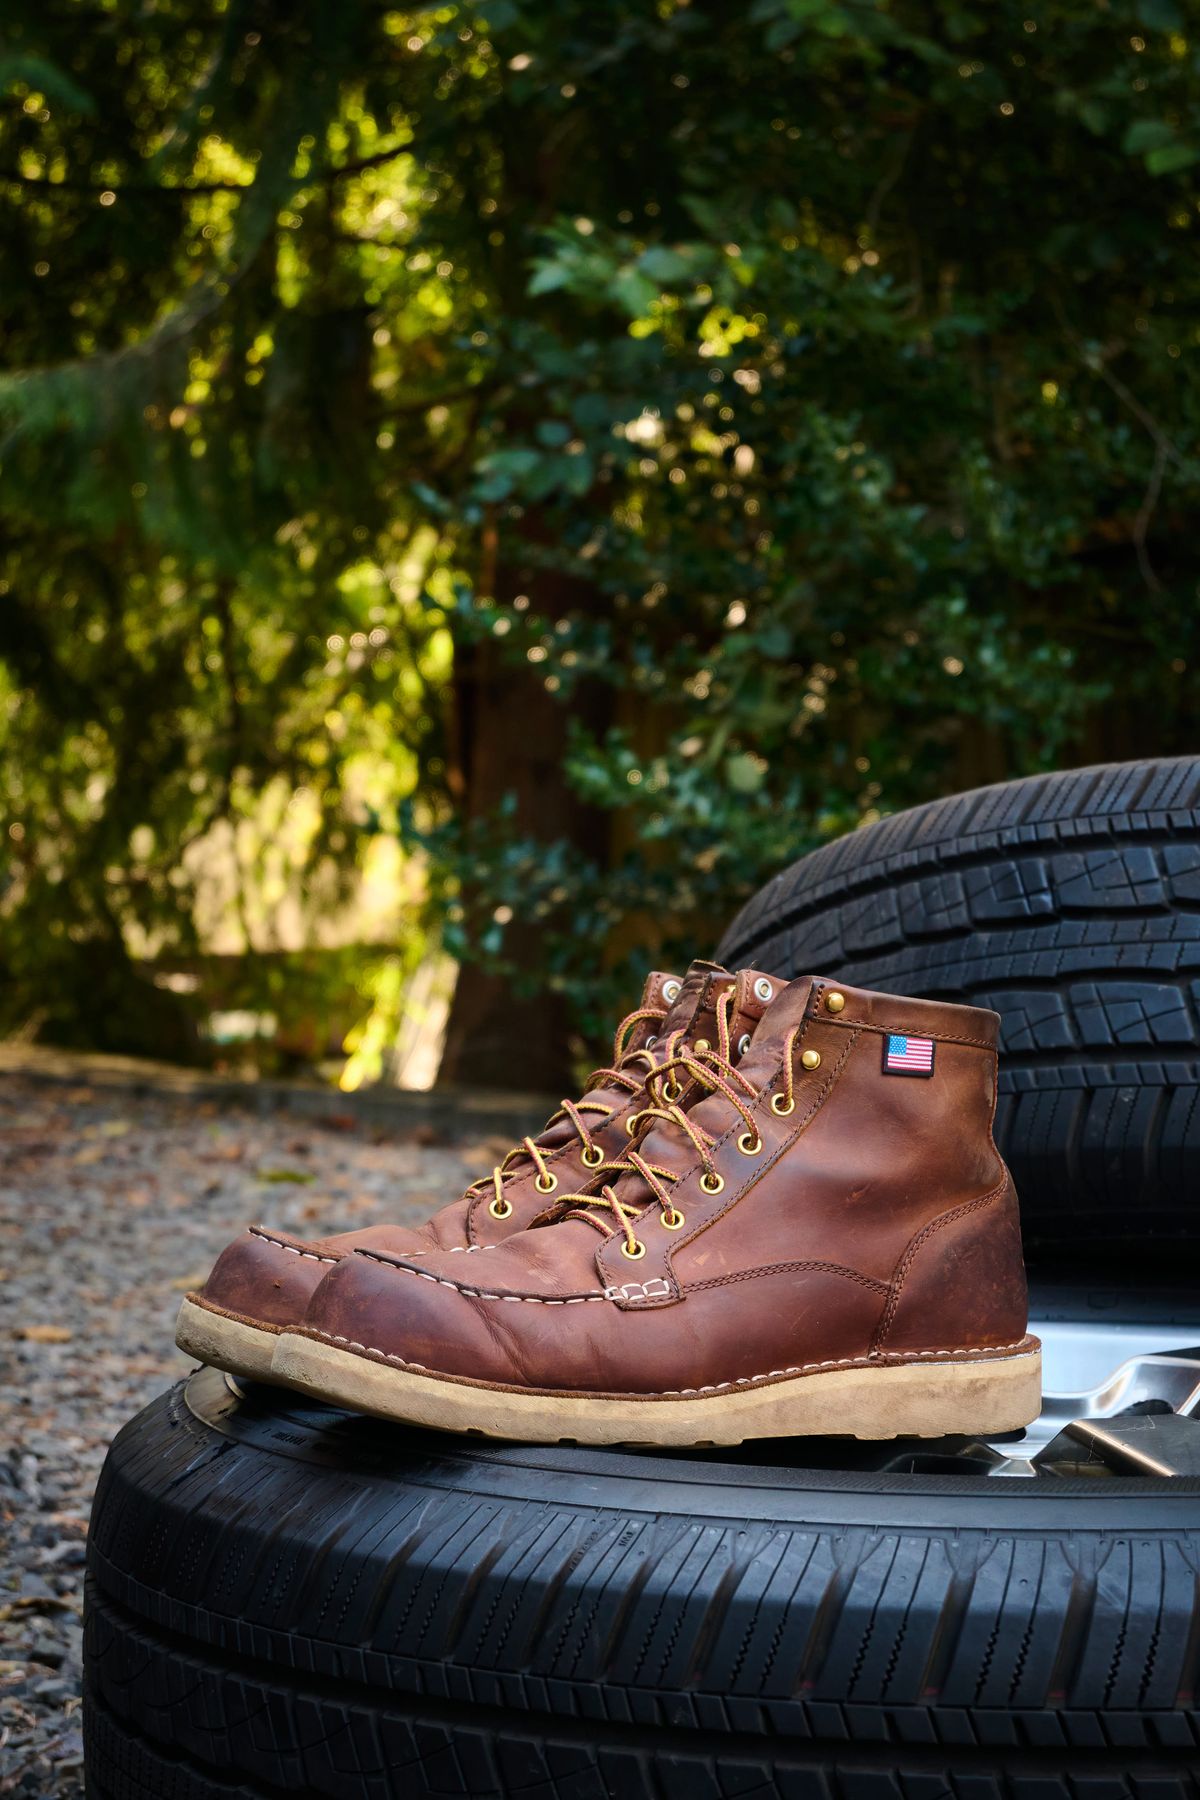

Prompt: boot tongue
[
  {"left": 524, "top": 966, "right": 704, "bottom": 1158},
  {"left": 542, "top": 964, "right": 785, "bottom": 1234},
  {"left": 653, "top": 958, "right": 728, "bottom": 1038},
  {"left": 730, "top": 973, "right": 816, "bottom": 1089},
  {"left": 604, "top": 967, "right": 802, "bottom": 1204},
  {"left": 618, "top": 968, "right": 688, "bottom": 1056},
  {"left": 641, "top": 956, "right": 778, "bottom": 1055}
]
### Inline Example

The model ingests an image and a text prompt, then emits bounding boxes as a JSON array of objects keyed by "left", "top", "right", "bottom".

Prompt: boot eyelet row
[
  {"left": 581, "top": 1144, "right": 605, "bottom": 1168},
  {"left": 737, "top": 1132, "right": 763, "bottom": 1157},
  {"left": 661, "top": 1208, "right": 686, "bottom": 1231},
  {"left": 535, "top": 1172, "right": 558, "bottom": 1194},
  {"left": 489, "top": 1196, "right": 513, "bottom": 1220},
  {"left": 700, "top": 1171, "right": 725, "bottom": 1195},
  {"left": 620, "top": 1238, "right": 646, "bottom": 1260},
  {"left": 770, "top": 1093, "right": 795, "bottom": 1117}
]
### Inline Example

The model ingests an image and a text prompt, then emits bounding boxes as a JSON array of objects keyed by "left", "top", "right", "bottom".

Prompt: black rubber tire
[
  {"left": 717, "top": 755, "right": 1200, "bottom": 1252},
  {"left": 84, "top": 1368, "right": 1200, "bottom": 1799}
]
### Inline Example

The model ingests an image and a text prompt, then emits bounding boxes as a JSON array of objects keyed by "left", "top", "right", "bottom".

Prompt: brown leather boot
[
  {"left": 275, "top": 975, "right": 1041, "bottom": 1443},
  {"left": 175, "top": 961, "right": 779, "bottom": 1381}
]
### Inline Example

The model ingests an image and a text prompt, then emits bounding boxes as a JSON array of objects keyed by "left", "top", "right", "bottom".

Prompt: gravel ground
[{"left": 0, "top": 1073, "right": 494, "bottom": 1799}]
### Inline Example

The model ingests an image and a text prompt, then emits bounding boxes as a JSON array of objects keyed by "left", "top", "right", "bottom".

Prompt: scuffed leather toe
[
  {"left": 296, "top": 1247, "right": 515, "bottom": 1384},
  {"left": 194, "top": 1225, "right": 342, "bottom": 1330}
]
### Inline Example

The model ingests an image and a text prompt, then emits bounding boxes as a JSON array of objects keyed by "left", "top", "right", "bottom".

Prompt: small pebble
[{"left": 0, "top": 1074, "right": 487, "bottom": 1799}]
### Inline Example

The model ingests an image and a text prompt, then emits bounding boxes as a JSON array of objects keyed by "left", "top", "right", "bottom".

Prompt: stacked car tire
[
  {"left": 719, "top": 755, "right": 1200, "bottom": 1253},
  {"left": 85, "top": 758, "right": 1200, "bottom": 1799}
]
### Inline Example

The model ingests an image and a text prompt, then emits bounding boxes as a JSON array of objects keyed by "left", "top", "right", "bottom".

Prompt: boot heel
[{"left": 763, "top": 1342, "right": 1044, "bottom": 1442}]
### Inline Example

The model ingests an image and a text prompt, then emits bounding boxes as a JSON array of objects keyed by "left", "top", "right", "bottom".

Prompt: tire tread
[
  {"left": 83, "top": 1380, "right": 1200, "bottom": 1798},
  {"left": 717, "top": 757, "right": 1200, "bottom": 1243}
]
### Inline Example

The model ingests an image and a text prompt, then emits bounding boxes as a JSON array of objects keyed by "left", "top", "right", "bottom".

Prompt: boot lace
[
  {"left": 555, "top": 990, "right": 785, "bottom": 1259},
  {"left": 465, "top": 1001, "right": 676, "bottom": 1220}
]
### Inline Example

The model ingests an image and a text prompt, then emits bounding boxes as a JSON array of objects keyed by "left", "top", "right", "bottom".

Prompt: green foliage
[{"left": 2, "top": 0, "right": 1199, "bottom": 1060}]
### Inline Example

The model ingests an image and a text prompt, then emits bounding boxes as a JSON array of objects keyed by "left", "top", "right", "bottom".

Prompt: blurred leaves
[{"left": 2, "top": 0, "right": 1200, "bottom": 1065}]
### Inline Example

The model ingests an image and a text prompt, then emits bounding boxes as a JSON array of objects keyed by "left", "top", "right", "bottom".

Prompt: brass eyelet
[
  {"left": 661, "top": 1207, "right": 686, "bottom": 1231},
  {"left": 621, "top": 1238, "right": 646, "bottom": 1260},
  {"left": 693, "top": 1038, "right": 710, "bottom": 1053},
  {"left": 488, "top": 1196, "right": 513, "bottom": 1220},
  {"left": 535, "top": 1171, "right": 558, "bottom": 1194},
  {"left": 737, "top": 1132, "right": 763, "bottom": 1157},
  {"left": 663, "top": 1079, "right": 683, "bottom": 1102},
  {"left": 801, "top": 1048, "right": 822, "bottom": 1071},
  {"left": 625, "top": 1112, "right": 641, "bottom": 1136},
  {"left": 770, "top": 1093, "right": 795, "bottom": 1117},
  {"left": 581, "top": 1144, "right": 604, "bottom": 1168},
  {"left": 700, "top": 1171, "right": 724, "bottom": 1195}
]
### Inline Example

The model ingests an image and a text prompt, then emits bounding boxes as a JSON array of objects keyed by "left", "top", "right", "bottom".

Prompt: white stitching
[
  {"left": 250, "top": 1229, "right": 339, "bottom": 1264},
  {"left": 401, "top": 1243, "right": 497, "bottom": 1256},
  {"left": 356, "top": 1253, "right": 606, "bottom": 1305},
  {"left": 603, "top": 1277, "right": 671, "bottom": 1303},
  {"left": 381, "top": 1264, "right": 606, "bottom": 1304},
  {"left": 301, "top": 1328, "right": 1038, "bottom": 1391},
  {"left": 654, "top": 1338, "right": 1034, "bottom": 1394},
  {"left": 250, "top": 1235, "right": 501, "bottom": 1266}
]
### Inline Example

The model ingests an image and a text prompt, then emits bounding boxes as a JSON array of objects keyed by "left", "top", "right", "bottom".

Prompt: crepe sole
[
  {"left": 175, "top": 1295, "right": 281, "bottom": 1384},
  {"left": 272, "top": 1330, "right": 1043, "bottom": 1446}
]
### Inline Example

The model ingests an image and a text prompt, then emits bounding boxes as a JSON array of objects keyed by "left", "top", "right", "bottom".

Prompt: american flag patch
[{"left": 883, "top": 1033, "right": 935, "bottom": 1078}]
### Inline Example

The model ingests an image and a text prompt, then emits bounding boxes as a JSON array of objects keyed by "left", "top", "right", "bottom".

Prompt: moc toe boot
[
  {"left": 275, "top": 975, "right": 1041, "bottom": 1444},
  {"left": 175, "top": 961, "right": 779, "bottom": 1381}
]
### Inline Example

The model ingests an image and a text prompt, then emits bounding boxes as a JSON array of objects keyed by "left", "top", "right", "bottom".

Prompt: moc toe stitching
[
  {"left": 197, "top": 1226, "right": 338, "bottom": 1329},
  {"left": 248, "top": 1226, "right": 340, "bottom": 1264},
  {"left": 354, "top": 1251, "right": 605, "bottom": 1305}
]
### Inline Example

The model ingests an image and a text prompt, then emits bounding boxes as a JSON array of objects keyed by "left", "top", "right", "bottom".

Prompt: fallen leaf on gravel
[
  {"left": 0, "top": 1595, "right": 76, "bottom": 1618},
  {"left": 255, "top": 1167, "right": 316, "bottom": 1184},
  {"left": 318, "top": 1112, "right": 358, "bottom": 1133},
  {"left": 99, "top": 1119, "right": 131, "bottom": 1137},
  {"left": 15, "top": 1324, "right": 74, "bottom": 1343},
  {"left": 169, "top": 1273, "right": 211, "bottom": 1291},
  {"left": 71, "top": 1145, "right": 105, "bottom": 1165}
]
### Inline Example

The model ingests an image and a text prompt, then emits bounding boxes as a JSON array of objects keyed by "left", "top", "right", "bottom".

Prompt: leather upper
[
  {"left": 295, "top": 975, "right": 1032, "bottom": 1395},
  {"left": 192, "top": 961, "right": 779, "bottom": 1329}
]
